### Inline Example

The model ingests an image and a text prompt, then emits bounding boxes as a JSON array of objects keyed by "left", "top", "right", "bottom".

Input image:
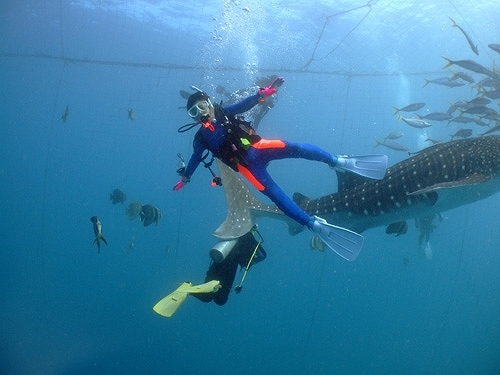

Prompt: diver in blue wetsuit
[{"left": 173, "top": 77, "right": 388, "bottom": 260}]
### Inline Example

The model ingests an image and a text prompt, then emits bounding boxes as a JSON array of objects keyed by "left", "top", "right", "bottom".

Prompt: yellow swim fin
[{"left": 153, "top": 280, "right": 221, "bottom": 318}]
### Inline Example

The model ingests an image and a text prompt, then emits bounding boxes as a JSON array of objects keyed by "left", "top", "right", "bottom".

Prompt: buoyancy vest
[{"left": 212, "top": 103, "right": 261, "bottom": 171}]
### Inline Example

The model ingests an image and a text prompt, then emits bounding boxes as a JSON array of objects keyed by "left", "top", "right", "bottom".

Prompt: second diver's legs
[
  {"left": 192, "top": 256, "right": 239, "bottom": 305},
  {"left": 191, "top": 231, "right": 267, "bottom": 305}
]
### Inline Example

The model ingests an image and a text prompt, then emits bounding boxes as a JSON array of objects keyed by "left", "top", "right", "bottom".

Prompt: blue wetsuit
[{"left": 183, "top": 93, "right": 338, "bottom": 227}]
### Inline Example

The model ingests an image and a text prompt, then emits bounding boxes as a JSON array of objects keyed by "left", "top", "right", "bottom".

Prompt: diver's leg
[
  {"left": 249, "top": 139, "right": 388, "bottom": 180},
  {"left": 237, "top": 159, "right": 312, "bottom": 227},
  {"left": 250, "top": 139, "right": 337, "bottom": 166},
  {"left": 191, "top": 264, "right": 216, "bottom": 303},
  {"left": 211, "top": 257, "right": 239, "bottom": 306},
  {"left": 191, "top": 257, "right": 238, "bottom": 305},
  {"left": 260, "top": 173, "right": 311, "bottom": 226}
]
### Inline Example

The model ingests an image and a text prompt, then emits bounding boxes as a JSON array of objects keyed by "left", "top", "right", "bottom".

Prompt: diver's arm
[
  {"left": 223, "top": 94, "right": 261, "bottom": 116},
  {"left": 183, "top": 151, "right": 203, "bottom": 180},
  {"left": 223, "top": 77, "right": 284, "bottom": 116},
  {"left": 173, "top": 138, "right": 204, "bottom": 191}
]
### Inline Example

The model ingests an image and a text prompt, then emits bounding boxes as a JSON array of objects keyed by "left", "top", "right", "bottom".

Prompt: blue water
[{"left": 1, "top": 1, "right": 500, "bottom": 374}]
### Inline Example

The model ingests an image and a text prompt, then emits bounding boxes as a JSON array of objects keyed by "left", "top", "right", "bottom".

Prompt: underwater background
[{"left": 1, "top": 1, "right": 500, "bottom": 374}]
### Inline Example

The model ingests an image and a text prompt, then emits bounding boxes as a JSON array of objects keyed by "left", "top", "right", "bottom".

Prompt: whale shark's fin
[{"left": 408, "top": 173, "right": 491, "bottom": 195}]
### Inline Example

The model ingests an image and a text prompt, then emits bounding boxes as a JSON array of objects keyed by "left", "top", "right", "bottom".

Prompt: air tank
[{"left": 209, "top": 239, "right": 237, "bottom": 263}]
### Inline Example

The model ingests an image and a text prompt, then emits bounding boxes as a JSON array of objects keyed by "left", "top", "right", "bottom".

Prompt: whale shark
[{"left": 213, "top": 136, "right": 500, "bottom": 248}]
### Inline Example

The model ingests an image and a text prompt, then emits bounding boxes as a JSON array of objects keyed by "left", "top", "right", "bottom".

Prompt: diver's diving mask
[{"left": 187, "top": 100, "right": 211, "bottom": 120}]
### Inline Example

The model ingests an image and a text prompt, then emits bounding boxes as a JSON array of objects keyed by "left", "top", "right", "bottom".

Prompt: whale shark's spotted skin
[
  {"left": 296, "top": 136, "right": 500, "bottom": 233},
  {"left": 214, "top": 136, "right": 500, "bottom": 239}
]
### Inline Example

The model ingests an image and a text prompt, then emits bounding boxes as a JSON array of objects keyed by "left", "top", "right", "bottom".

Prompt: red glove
[
  {"left": 173, "top": 176, "right": 190, "bottom": 191},
  {"left": 258, "top": 76, "right": 285, "bottom": 99},
  {"left": 259, "top": 86, "right": 277, "bottom": 97}
]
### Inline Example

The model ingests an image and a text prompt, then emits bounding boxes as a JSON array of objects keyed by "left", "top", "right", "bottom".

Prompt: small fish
[
  {"left": 449, "top": 116, "right": 475, "bottom": 124},
  {"left": 488, "top": 44, "right": 500, "bottom": 55},
  {"left": 310, "top": 235, "right": 325, "bottom": 252},
  {"left": 416, "top": 215, "right": 438, "bottom": 257},
  {"left": 110, "top": 188, "right": 127, "bottom": 204},
  {"left": 482, "top": 113, "right": 500, "bottom": 122},
  {"left": 60, "top": 104, "right": 69, "bottom": 122},
  {"left": 442, "top": 57, "right": 496, "bottom": 79},
  {"left": 419, "top": 112, "right": 453, "bottom": 121},
  {"left": 140, "top": 204, "right": 162, "bottom": 227},
  {"left": 392, "top": 102, "right": 426, "bottom": 115},
  {"left": 374, "top": 139, "right": 410, "bottom": 152},
  {"left": 383, "top": 131, "right": 404, "bottom": 141},
  {"left": 461, "top": 106, "right": 497, "bottom": 116},
  {"left": 128, "top": 236, "right": 135, "bottom": 253},
  {"left": 450, "top": 128, "right": 473, "bottom": 140},
  {"left": 449, "top": 17, "right": 479, "bottom": 55},
  {"left": 465, "top": 97, "right": 491, "bottom": 107},
  {"left": 423, "top": 77, "right": 465, "bottom": 88},
  {"left": 424, "top": 137, "right": 443, "bottom": 145},
  {"left": 398, "top": 115, "right": 432, "bottom": 129},
  {"left": 385, "top": 221, "right": 408, "bottom": 237},
  {"left": 128, "top": 109, "right": 135, "bottom": 120},
  {"left": 422, "top": 241, "right": 433, "bottom": 260},
  {"left": 90, "top": 216, "right": 108, "bottom": 253},
  {"left": 474, "top": 77, "right": 500, "bottom": 90},
  {"left": 482, "top": 89, "right": 500, "bottom": 100},
  {"left": 472, "top": 118, "right": 490, "bottom": 127},
  {"left": 480, "top": 123, "right": 500, "bottom": 137},
  {"left": 446, "top": 101, "right": 467, "bottom": 115},
  {"left": 449, "top": 70, "right": 474, "bottom": 83}
]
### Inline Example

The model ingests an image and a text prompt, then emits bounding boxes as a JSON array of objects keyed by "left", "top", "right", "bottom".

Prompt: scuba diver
[
  {"left": 153, "top": 227, "right": 266, "bottom": 317},
  {"left": 173, "top": 77, "right": 388, "bottom": 261},
  {"left": 194, "top": 227, "right": 266, "bottom": 305}
]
